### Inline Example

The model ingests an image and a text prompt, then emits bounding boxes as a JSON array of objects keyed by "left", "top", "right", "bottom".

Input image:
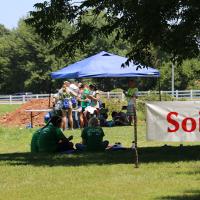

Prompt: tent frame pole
[
  {"left": 48, "top": 78, "right": 52, "bottom": 108},
  {"left": 158, "top": 77, "right": 162, "bottom": 101},
  {"left": 133, "top": 107, "right": 139, "bottom": 168}
]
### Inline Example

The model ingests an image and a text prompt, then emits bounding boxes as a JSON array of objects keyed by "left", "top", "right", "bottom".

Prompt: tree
[
  {"left": 0, "top": 21, "right": 67, "bottom": 94},
  {"left": 0, "top": 24, "right": 10, "bottom": 36},
  {"left": 26, "top": 0, "right": 200, "bottom": 66}
]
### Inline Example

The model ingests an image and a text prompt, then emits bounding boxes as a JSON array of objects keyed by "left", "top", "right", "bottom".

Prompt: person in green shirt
[
  {"left": 80, "top": 84, "right": 90, "bottom": 111},
  {"left": 124, "top": 80, "right": 138, "bottom": 124},
  {"left": 31, "top": 116, "right": 74, "bottom": 153},
  {"left": 31, "top": 129, "right": 41, "bottom": 153},
  {"left": 75, "top": 117, "right": 109, "bottom": 151},
  {"left": 76, "top": 83, "right": 91, "bottom": 127}
]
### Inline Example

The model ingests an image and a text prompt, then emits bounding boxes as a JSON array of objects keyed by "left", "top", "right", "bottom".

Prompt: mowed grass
[
  {"left": 0, "top": 105, "right": 200, "bottom": 200},
  {"left": 0, "top": 104, "right": 20, "bottom": 116}
]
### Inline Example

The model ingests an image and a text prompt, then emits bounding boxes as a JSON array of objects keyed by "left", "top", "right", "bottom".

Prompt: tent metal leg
[
  {"left": 48, "top": 78, "right": 52, "bottom": 108},
  {"left": 30, "top": 112, "right": 33, "bottom": 128},
  {"left": 133, "top": 107, "right": 139, "bottom": 168},
  {"left": 158, "top": 77, "right": 162, "bottom": 101}
]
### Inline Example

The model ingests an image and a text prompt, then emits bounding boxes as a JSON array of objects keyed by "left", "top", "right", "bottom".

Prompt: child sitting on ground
[{"left": 76, "top": 117, "right": 109, "bottom": 151}]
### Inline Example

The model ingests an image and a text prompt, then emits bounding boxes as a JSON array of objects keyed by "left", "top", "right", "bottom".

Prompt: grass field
[
  {"left": 0, "top": 104, "right": 20, "bottom": 116},
  {"left": 0, "top": 104, "right": 200, "bottom": 200}
]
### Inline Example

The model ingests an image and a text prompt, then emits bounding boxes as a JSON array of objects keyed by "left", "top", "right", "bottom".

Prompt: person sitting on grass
[
  {"left": 111, "top": 111, "right": 129, "bottom": 126},
  {"left": 31, "top": 116, "right": 74, "bottom": 153},
  {"left": 75, "top": 117, "right": 109, "bottom": 151}
]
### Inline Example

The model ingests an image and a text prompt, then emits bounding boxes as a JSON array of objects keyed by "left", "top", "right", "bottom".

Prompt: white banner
[{"left": 146, "top": 101, "right": 200, "bottom": 142}]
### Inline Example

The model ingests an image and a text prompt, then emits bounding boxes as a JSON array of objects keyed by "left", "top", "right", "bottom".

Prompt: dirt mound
[{"left": 0, "top": 99, "right": 52, "bottom": 127}]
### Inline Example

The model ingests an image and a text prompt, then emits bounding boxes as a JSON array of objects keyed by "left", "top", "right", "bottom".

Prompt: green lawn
[
  {"left": 0, "top": 104, "right": 200, "bottom": 200},
  {"left": 0, "top": 104, "right": 20, "bottom": 116}
]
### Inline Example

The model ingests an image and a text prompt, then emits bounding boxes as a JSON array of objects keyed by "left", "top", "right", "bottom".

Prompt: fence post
[
  {"left": 22, "top": 95, "right": 25, "bottom": 103},
  {"left": 9, "top": 95, "right": 12, "bottom": 104},
  {"left": 107, "top": 92, "right": 110, "bottom": 99},
  {"left": 36, "top": 95, "right": 39, "bottom": 99},
  {"left": 176, "top": 90, "right": 178, "bottom": 100},
  {"left": 190, "top": 90, "right": 193, "bottom": 100},
  {"left": 121, "top": 92, "right": 125, "bottom": 100}
]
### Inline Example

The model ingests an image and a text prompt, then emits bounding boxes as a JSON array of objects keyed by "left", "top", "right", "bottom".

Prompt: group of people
[
  {"left": 52, "top": 81, "right": 100, "bottom": 130},
  {"left": 31, "top": 79, "right": 138, "bottom": 153},
  {"left": 31, "top": 116, "right": 108, "bottom": 153}
]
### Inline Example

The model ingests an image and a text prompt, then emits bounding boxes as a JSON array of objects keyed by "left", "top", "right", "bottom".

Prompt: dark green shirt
[
  {"left": 38, "top": 123, "right": 65, "bottom": 153},
  {"left": 31, "top": 129, "right": 41, "bottom": 153},
  {"left": 81, "top": 126, "right": 105, "bottom": 151}
]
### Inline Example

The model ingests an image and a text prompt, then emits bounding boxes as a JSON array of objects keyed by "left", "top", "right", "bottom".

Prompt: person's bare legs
[
  {"left": 79, "top": 112, "right": 84, "bottom": 128},
  {"left": 62, "top": 110, "right": 67, "bottom": 130},
  {"left": 68, "top": 108, "right": 73, "bottom": 129},
  {"left": 83, "top": 110, "right": 88, "bottom": 126}
]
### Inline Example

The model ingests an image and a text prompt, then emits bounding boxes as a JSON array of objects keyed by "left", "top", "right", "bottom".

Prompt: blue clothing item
[{"left": 63, "top": 98, "right": 70, "bottom": 109}]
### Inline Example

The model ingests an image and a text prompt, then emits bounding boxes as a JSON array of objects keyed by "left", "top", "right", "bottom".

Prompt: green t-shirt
[
  {"left": 126, "top": 87, "right": 138, "bottom": 101},
  {"left": 38, "top": 123, "right": 65, "bottom": 153},
  {"left": 31, "top": 129, "right": 41, "bottom": 153},
  {"left": 81, "top": 126, "right": 105, "bottom": 151},
  {"left": 81, "top": 88, "right": 90, "bottom": 108}
]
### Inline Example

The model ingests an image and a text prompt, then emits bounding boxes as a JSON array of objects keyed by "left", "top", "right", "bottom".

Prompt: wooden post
[{"left": 30, "top": 112, "right": 33, "bottom": 128}]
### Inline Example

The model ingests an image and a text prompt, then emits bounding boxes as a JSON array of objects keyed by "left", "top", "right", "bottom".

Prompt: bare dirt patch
[{"left": 0, "top": 99, "right": 51, "bottom": 127}]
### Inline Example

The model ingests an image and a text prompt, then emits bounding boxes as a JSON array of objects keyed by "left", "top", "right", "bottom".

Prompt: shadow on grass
[
  {"left": 139, "top": 145, "right": 200, "bottom": 163},
  {"left": 1, "top": 145, "right": 200, "bottom": 167},
  {"left": 0, "top": 150, "right": 134, "bottom": 167},
  {"left": 158, "top": 190, "right": 200, "bottom": 200}
]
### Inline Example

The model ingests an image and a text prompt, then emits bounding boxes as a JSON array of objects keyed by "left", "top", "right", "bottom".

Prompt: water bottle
[{"left": 26, "top": 123, "right": 32, "bottom": 129}]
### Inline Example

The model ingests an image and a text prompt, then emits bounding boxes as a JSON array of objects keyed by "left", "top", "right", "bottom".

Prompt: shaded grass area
[
  {"left": 158, "top": 190, "right": 200, "bottom": 200},
  {"left": 1, "top": 145, "right": 200, "bottom": 167}
]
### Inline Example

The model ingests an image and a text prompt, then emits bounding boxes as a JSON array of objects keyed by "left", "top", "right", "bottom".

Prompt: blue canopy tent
[
  {"left": 51, "top": 51, "right": 160, "bottom": 79},
  {"left": 50, "top": 51, "right": 160, "bottom": 168}
]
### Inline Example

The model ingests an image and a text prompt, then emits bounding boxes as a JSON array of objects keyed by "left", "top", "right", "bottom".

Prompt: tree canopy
[
  {"left": 0, "top": 0, "right": 200, "bottom": 94},
  {"left": 26, "top": 0, "right": 200, "bottom": 65}
]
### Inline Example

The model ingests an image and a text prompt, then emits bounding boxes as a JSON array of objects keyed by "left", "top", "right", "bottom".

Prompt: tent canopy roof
[{"left": 51, "top": 51, "right": 160, "bottom": 79}]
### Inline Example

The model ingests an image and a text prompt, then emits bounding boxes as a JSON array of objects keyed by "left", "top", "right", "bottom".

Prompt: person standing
[
  {"left": 79, "top": 83, "right": 91, "bottom": 126},
  {"left": 88, "top": 84, "right": 100, "bottom": 109},
  {"left": 124, "top": 80, "right": 138, "bottom": 125},
  {"left": 76, "top": 83, "right": 87, "bottom": 128},
  {"left": 58, "top": 81, "right": 74, "bottom": 130}
]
